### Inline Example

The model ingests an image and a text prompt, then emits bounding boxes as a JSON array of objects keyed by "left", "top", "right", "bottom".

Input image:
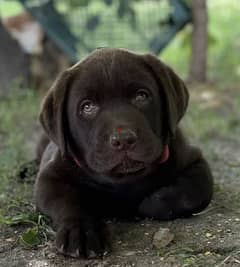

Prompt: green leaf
[
  {"left": 0, "top": 213, "right": 38, "bottom": 226},
  {"left": 20, "top": 228, "right": 41, "bottom": 247},
  {"left": 0, "top": 215, "right": 14, "bottom": 225}
]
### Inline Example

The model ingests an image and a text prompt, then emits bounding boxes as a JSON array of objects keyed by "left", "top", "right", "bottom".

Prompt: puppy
[{"left": 35, "top": 48, "right": 213, "bottom": 258}]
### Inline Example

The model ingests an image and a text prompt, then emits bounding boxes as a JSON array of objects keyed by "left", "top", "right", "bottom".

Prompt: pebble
[
  {"left": 28, "top": 260, "right": 49, "bottom": 267},
  {"left": 123, "top": 251, "right": 136, "bottom": 256},
  {"left": 152, "top": 227, "right": 174, "bottom": 249},
  {"left": 205, "top": 232, "right": 212, "bottom": 238}
]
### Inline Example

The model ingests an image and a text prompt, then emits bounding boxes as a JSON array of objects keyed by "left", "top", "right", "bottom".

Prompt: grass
[
  {"left": 184, "top": 100, "right": 240, "bottom": 143},
  {"left": 0, "top": 88, "right": 54, "bottom": 248},
  {"left": 0, "top": 87, "right": 39, "bottom": 170}
]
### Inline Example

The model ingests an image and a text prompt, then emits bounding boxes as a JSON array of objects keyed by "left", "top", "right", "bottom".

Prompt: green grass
[
  {"left": 0, "top": 88, "right": 49, "bottom": 247},
  {"left": 0, "top": 88, "right": 39, "bottom": 168},
  {"left": 0, "top": 88, "right": 39, "bottom": 212}
]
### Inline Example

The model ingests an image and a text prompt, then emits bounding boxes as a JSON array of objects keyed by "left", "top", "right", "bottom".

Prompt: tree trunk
[
  {"left": 0, "top": 21, "right": 29, "bottom": 96},
  {"left": 189, "top": 0, "right": 208, "bottom": 83}
]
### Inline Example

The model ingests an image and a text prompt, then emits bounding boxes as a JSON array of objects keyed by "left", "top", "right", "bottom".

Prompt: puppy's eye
[
  {"left": 79, "top": 100, "right": 99, "bottom": 117},
  {"left": 134, "top": 89, "right": 150, "bottom": 103}
]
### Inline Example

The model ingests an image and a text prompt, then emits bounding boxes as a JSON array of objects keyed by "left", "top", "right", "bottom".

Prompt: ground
[{"left": 0, "top": 83, "right": 240, "bottom": 267}]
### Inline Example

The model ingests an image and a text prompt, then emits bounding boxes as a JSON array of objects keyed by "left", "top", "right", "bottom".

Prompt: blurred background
[
  {"left": 1, "top": 0, "right": 239, "bottom": 94},
  {"left": 0, "top": 1, "right": 240, "bottom": 266}
]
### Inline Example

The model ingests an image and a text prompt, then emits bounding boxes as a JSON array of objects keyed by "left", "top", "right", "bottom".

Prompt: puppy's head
[{"left": 40, "top": 48, "right": 188, "bottom": 183}]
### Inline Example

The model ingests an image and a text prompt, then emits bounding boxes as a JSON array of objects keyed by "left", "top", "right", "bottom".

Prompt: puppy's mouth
[{"left": 110, "top": 157, "right": 146, "bottom": 176}]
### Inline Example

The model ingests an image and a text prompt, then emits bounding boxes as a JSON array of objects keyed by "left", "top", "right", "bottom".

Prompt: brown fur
[{"left": 35, "top": 48, "right": 213, "bottom": 258}]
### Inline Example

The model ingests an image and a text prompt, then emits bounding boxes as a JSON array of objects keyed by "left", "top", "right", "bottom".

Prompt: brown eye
[
  {"left": 80, "top": 100, "right": 99, "bottom": 117},
  {"left": 135, "top": 89, "right": 150, "bottom": 102}
]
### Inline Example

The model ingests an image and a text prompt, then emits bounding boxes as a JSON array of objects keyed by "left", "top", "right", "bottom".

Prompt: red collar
[
  {"left": 73, "top": 145, "right": 169, "bottom": 168},
  {"left": 74, "top": 157, "right": 81, "bottom": 167},
  {"left": 159, "top": 145, "right": 169, "bottom": 164}
]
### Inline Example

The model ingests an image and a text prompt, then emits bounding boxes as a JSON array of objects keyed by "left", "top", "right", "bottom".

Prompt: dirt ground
[{"left": 0, "top": 85, "right": 240, "bottom": 267}]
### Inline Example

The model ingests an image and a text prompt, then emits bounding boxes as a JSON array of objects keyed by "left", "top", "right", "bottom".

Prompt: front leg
[
  {"left": 139, "top": 152, "right": 213, "bottom": 220},
  {"left": 35, "top": 164, "right": 107, "bottom": 258}
]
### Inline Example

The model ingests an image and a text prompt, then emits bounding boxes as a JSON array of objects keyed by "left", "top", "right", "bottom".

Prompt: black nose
[{"left": 110, "top": 128, "right": 137, "bottom": 150}]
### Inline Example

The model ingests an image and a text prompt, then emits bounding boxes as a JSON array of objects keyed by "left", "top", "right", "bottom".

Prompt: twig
[{"left": 216, "top": 255, "right": 231, "bottom": 267}]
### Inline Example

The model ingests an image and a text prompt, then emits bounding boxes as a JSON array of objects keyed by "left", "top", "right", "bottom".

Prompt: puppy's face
[
  {"left": 67, "top": 52, "right": 163, "bottom": 179},
  {"left": 40, "top": 49, "right": 188, "bottom": 183}
]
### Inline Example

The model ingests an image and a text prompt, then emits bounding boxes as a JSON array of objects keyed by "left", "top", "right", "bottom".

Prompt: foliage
[
  {"left": 0, "top": 88, "right": 47, "bottom": 247},
  {"left": 0, "top": 205, "right": 54, "bottom": 248},
  {"left": 0, "top": 87, "right": 39, "bottom": 170}
]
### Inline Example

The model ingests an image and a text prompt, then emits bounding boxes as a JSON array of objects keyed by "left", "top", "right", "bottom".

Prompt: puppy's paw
[
  {"left": 56, "top": 219, "right": 108, "bottom": 258},
  {"left": 138, "top": 188, "right": 180, "bottom": 220},
  {"left": 139, "top": 187, "right": 197, "bottom": 220}
]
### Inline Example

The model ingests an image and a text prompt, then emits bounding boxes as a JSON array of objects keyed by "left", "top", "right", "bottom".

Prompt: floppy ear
[
  {"left": 39, "top": 70, "right": 73, "bottom": 155},
  {"left": 143, "top": 54, "right": 189, "bottom": 138}
]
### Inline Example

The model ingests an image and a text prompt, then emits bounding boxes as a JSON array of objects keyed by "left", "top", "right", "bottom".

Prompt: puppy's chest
[
  {"left": 79, "top": 184, "right": 146, "bottom": 216},
  {"left": 77, "top": 167, "right": 174, "bottom": 216}
]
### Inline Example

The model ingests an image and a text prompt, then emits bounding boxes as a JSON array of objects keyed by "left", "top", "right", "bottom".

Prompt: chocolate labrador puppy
[{"left": 35, "top": 48, "right": 213, "bottom": 258}]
